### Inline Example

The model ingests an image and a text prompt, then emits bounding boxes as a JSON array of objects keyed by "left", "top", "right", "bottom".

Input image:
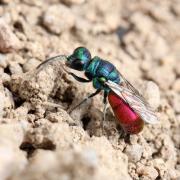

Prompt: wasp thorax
[{"left": 67, "top": 47, "right": 91, "bottom": 71}]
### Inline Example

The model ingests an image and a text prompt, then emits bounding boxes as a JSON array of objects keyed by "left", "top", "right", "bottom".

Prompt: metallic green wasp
[{"left": 37, "top": 47, "right": 158, "bottom": 134}]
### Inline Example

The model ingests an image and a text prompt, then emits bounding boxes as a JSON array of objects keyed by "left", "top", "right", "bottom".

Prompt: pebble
[
  {"left": 152, "top": 158, "right": 167, "bottom": 178},
  {"left": 25, "top": 41, "right": 45, "bottom": 60},
  {"left": 46, "top": 109, "right": 74, "bottom": 124},
  {"left": 142, "top": 81, "right": 160, "bottom": 109},
  {"left": 136, "top": 165, "right": 159, "bottom": 179},
  {"left": 4, "top": 87, "right": 14, "bottom": 110},
  {"left": 7, "top": 54, "right": 25, "bottom": 64},
  {"left": 23, "top": 58, "right": 41, "bottom": 72},
  {"left": 131, "top": 12, "right": 153, "bottom": 35},
  {"left": 9, "top": 63, "right": 23, "bottom": 75},
  {"left": 0, "top": 18, "right": 22, "bottom": 53},
  {"left": 42, "top": 4, "right": 75, "bottom": 34},
  {"left": 147, "top": 66, "right": 176, "bottom": 90},
  {"left": 148, "top": 33, "right": 169, "bottom": 60},
  {"left": 125, "top": 144, "right": 143, "bottom": 162},
  {"left": 1, "top": 73, "right": 11, "bottom": 83},
  {"left": 0, "top": 54, "right": 7, "bottom": 68}
]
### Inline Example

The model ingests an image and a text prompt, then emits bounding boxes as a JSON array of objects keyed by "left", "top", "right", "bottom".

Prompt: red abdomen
[{"left": 108, "top": 91, "right": 144, "bottom": 134}]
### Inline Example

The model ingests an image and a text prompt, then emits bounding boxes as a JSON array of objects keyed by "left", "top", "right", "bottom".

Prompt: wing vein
[{"left": 106, "top": 79, "right": 158, "bottom": 124}]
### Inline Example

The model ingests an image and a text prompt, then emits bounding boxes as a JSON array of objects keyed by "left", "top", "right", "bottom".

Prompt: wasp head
[{"left": 66, "top": 47, "right": 91, "bottom": 71}]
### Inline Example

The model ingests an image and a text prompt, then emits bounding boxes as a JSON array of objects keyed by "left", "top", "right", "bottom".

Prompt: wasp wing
[{"left": 106, "top": 80, "right": 159, "bottom": 124}]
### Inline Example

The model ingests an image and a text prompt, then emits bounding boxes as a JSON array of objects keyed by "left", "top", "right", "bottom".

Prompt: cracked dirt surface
[{"left": 0, "top": 0, "right": 179, "bottom": 180}]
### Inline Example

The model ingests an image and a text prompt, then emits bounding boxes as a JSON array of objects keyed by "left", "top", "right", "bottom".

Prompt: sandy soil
[{"left": 0, "top": 0, "right": 179, "bottom": 180}]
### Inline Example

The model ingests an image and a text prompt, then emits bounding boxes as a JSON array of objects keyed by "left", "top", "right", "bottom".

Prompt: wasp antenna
[{"left": 37, "top": 55, "right": 67, "bottom": 69}]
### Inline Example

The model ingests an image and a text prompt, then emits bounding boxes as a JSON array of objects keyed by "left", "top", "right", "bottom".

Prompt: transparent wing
[{"left": 106, "top": 79, "right": 159, "bottom": 124}]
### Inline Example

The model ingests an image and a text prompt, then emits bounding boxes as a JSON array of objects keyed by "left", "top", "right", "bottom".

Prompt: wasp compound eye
[{"left": 67, "top": 47, "right": 91, "bottom": 71}]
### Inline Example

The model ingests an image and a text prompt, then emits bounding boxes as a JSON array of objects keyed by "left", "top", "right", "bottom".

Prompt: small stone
[
  {"left": 4, "top": 87, "right": 14, "bottom": 111},
  {"left": 147, "top": 66, "right": 176, "bottom": 90},
  {"left": 7, "top": 54, "right": 25, "bottom": 64},
  {"left": 0, "top": 18, "right": 22, "bottom": 53},
  {"left": 148, "top": 33, "right": 169, "bottom": 60},
  {"left": 1, "top": 73, "right": 11, "bottom": 83},
  {"left": 130, "top": 12, "right": 153, "bottom": 35},
  {"left": 140, "top": 59, "right": 152, "bottom": 72},
  {"left": 153, "top": 158, "right": 167, "bottom": 178},
  {"left": 125, "top": 144, "right": 143, "bottom": 162},
  {"left": 104, "top": 12, "right": 120, "bottom": 31},
  {"left": 24, "top": 6, "right": 42, "bottom": 26},
  {"left": 25, "top": 41, "right": 45, "bottom": 60},
  {"left": 9, "top": 63, "right": 23, "bottom": 75},
  {"left": 0, "top": 54, "right": 8, "bottom": 68},
  {"left": 46, "top": 109, "right": 74, "bottom": 124},
  {"left": 142, "top": 81, "right": 160, "bottom": 109},
  {"left": 42, "top": 5, "right": 75, "bottom": 34},
  {"left": 23, "top": 58, "right": 41, "bottom": 72},
  {"left": 136, "top": 166, "right": 159, "bottom": 179}
]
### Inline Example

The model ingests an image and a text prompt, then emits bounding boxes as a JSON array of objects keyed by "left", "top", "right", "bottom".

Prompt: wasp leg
[
  {"left": 118, "top": 128, "right": 130, "bottom": 142},
  {"left": 119, "top": 131, "right": 130, "bottom": 143},
  {"left": 102, "top": 92, "right": 108, "bottom": 133},
  {"left": 61, "top": 65, "right": 91, "bottom": 83},
  {"left": 68, "top": 89, "right": 101, "bottom": 113},
  {"left": 69, "top": 72, "right": 91, "bottom": 83},
  {"left": 103, "top": 92, "right": 108, "bottom": 121}
]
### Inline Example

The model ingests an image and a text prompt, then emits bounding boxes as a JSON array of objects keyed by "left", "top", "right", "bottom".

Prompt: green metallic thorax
[{"left": 85, "top": 56, "right": 120, "bottom": 91}]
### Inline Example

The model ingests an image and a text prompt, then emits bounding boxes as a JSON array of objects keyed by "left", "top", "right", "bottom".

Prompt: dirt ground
[{"left": 0, "top": 0, "right": 180, "bottom": 180}]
